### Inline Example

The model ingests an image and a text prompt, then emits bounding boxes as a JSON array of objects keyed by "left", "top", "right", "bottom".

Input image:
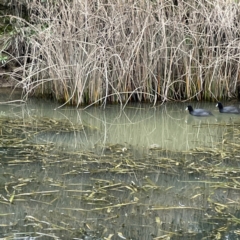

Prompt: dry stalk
[{"left": 3, "top": 0, "right": 240, "bottom": 106}]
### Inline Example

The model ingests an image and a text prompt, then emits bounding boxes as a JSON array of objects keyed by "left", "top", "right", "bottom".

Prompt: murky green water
[
  {"left": 1, "top": 89, "right": 240, "bottom": 239},
  {"left": 23, "top": 101, "right": 234, "bottom": 152}
]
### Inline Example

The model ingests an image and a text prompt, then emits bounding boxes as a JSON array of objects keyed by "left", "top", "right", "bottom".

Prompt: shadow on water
[{"left": 0, "top": 97, "right": 240, "bottom": 239}]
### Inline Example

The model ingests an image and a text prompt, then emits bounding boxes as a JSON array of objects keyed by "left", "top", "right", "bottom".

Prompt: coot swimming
[
  {"left": 186, "top": 105, "right": 213, "bottom": 116},
  {"left": 216, "top": 102, "right": 240, "bottom": 114}
]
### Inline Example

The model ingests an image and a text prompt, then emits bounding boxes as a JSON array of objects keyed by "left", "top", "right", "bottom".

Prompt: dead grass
[{"left": 3, "top": 0, "right": 240, "bottom": 106}]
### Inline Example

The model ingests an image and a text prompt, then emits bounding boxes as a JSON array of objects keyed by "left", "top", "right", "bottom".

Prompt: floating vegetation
[{"left": 0, "top": 117, "right": 240, "bottom": 239}]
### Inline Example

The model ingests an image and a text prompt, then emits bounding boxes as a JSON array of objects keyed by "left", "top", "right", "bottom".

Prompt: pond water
[
  {"left": 1, "top": 88, "right": 240, "bottom": 239},
  {"left": 21, "top": 100, "right": 235, "bottom": 152}
]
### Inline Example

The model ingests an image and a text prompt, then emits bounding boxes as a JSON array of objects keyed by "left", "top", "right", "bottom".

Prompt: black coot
[
  {"left": 216, "top": 102, "right": 240, "bottom": 114},
  {"left": 186, "top": 105, "right": 213, "bottom": 116}
]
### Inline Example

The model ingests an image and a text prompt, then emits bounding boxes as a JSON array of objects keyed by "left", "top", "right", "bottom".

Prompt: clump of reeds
[{"left": 4, "top": 0, "right": 240, "bottom": 106}]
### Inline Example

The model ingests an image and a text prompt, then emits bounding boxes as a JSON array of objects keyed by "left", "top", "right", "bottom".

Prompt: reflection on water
[
  {"left": 20, "top": 101, "right": 238, "bottom": 152},
  {"left": 0, "top": 92, "right": 240, "bottom": 239},
  {"left": 0, "top": 88, "right": 239, "bottom": 153}
]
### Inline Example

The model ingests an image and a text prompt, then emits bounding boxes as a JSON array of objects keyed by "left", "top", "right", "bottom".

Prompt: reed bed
[
  {"left": 3, "top": 0, "right": 240, "bottom": 106},
  {"left": 0, "top": 116, "right": 240, "bottom": 238}
]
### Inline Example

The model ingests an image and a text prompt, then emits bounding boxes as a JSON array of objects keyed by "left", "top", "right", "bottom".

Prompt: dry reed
[{"left": 3, "top": 0, "right": 240, "bottom": 106}]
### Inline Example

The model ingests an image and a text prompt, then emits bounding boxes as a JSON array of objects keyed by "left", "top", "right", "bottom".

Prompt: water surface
[{"left": 0, "top": 90, "right": 239, "bottom": 239}]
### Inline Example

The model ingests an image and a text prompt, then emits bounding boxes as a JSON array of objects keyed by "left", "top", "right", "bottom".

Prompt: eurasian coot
[
  {"left": 186, "top": 105, "right": 213, "bottom": 116},
  {"left": 216, "top": 102, "right": 240, "bottom": 114}
]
